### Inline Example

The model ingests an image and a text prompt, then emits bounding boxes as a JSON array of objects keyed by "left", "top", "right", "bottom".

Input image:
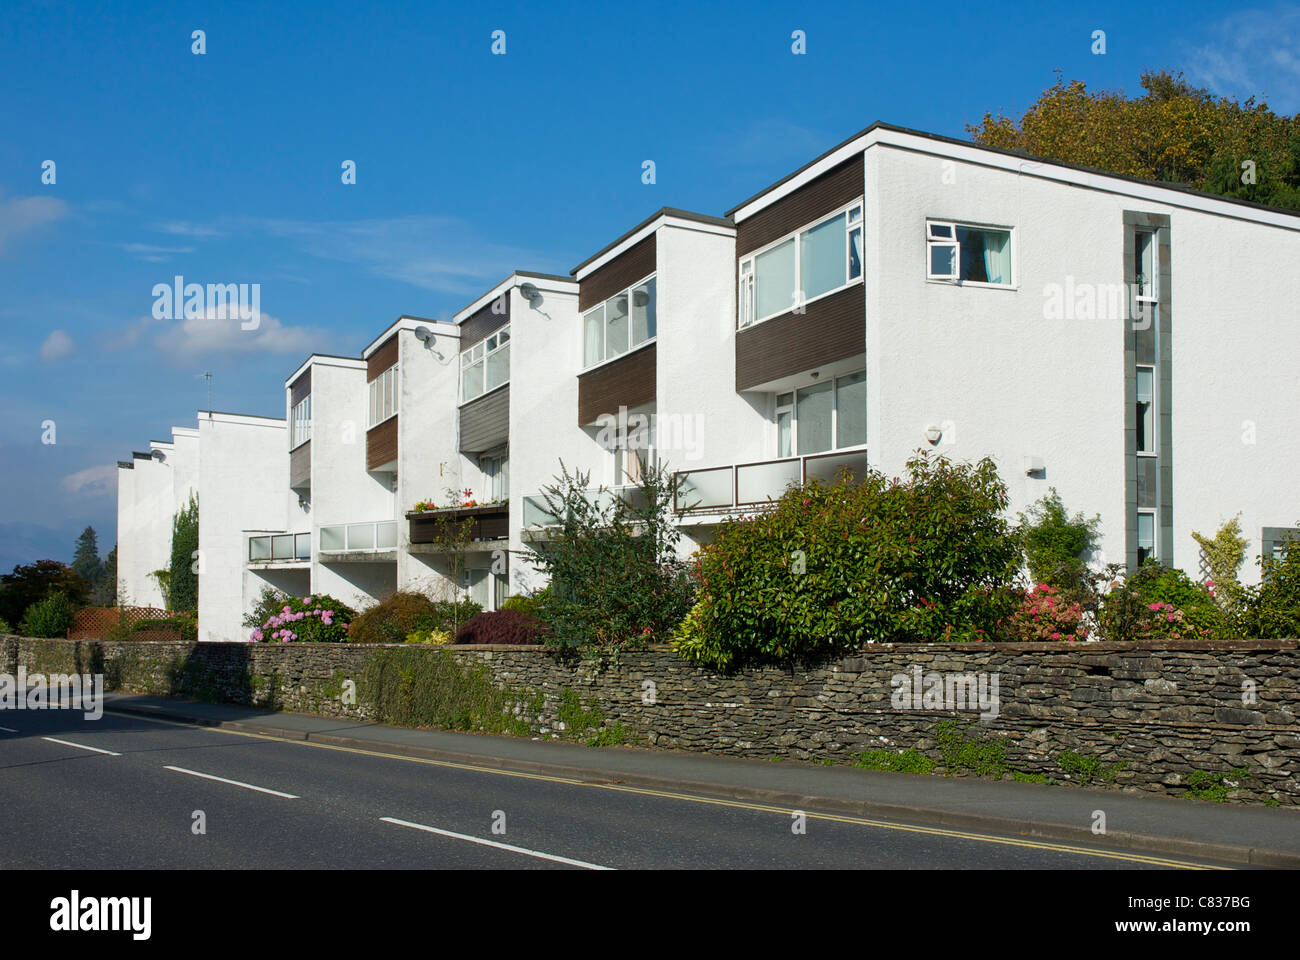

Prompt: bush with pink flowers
[
  {"left": 1003, "top": 583, "right": 1090, "bottom": 641},
  {"left": 250, "top": 593, "right": 356, "bottom": 643}
]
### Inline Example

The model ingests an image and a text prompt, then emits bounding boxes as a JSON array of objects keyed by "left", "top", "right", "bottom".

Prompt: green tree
[
  {"left": 168, "top": 493, "right": 199, "bottom": 613},
  {"left": 969, "top": 70, "right": 1300, "bottom": 211},
  {"left": 71, "top": 526, "right": 103, "bottom": 588},
  {"left": 92, "top": 545, "right": 118, "bottom": 607},
  {"left": 0, "top": 560, "right": 90, "bottom": 626},
  {"left": 1017, "top": 488, "right": 1101, "bottom": 591}
]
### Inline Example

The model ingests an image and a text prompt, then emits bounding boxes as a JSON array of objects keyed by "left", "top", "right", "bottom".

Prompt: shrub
[
  {"left": 1191, "top": 517, "right": 1248, "bottom": 612},
  {"left": 243, "top": 586, "right": 289, "bottom": 630},
  {"left": 347, "top": 591, "right": 481, "bottom": 645},
  {"left": 0, "top": 616, "right": 11, "bottom": 634},
  {"left": 1017, "top": 488, "right": 1101, "bottom": 592},
  {"left": 1237, "top": 537, "right": 1300, "bottom": 639},
  {"left": 1003, "top": 584, "right": 1090, "bottom": 641},
  {"left": 674, "top": 452, "right": 1023, "bottom": 669},
  {"left": 501, "top": 587, "right": 550, "bottom": 619},
  {"left": 1096, "top": 562, "right": 1224, "bottom": 641},
  {"left": 252, "top": 594, "right": 356, "bottom": 643},
  {"left": 19, "top": 592, "right": 75, "bottom": 638},
  {"left": 525, "top": 462, "right": 694, "bottom": 653},
  {"left": 0, "top": 559, "right": 91, "bottom": 627},
  {"left": 405, "top": 629, "right": 453, "bottom": 645},
  {"left": 455, "top": 609, "right": 546, "bottom": 645},
  {"left": 131, "top": 613, "right": 199, "bottom": 643}
]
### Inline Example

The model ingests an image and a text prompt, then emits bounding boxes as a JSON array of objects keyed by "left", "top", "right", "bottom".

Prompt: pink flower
[
  {"left": 250, "top": 629, "right": 263, "bottom": 642},
  {"left": 1166, "top": 613, "right": 1176, "bottom": 622},
  {"left": 1051, "top": 632, "right": 1061, "bottom": 640},
  {"left": 302, "top": 597, "right": 311, "bottom": 604},
  {"left": 1148, "top": 602, "right": 1162, "bottom": 611}
]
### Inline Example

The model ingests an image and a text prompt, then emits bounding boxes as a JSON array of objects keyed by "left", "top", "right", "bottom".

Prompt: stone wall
[{"left": 2, "top": 634, "right": 1296, "bottom": 806}]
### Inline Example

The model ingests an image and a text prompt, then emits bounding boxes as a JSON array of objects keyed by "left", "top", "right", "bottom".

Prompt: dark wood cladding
[
  {"left": 367, "top": 335, "right": 399, "bottom": 380},
  {"left": 736, "top": 155, "right": 864, "bottom": 257},
  {"left": 735, "top": 285, "right": 864, "bottom": 391},
  {"left": 290, "top": 368, "right": 311, "bottom": 405},
  {"left": 289, "top": 441, "right": 311, "bottom": 490},
  {"left": 461, "top": 297, "right": 510, "bottom": 351},
  {"left": 410, "top": 506, "right": 509, "bottom": 545},
  {"left": 579, "top": 234, "right": 656, "bottom": 311},
  {"left": 366, "top": 416, "right": 398, "bottom": 470},
  {"left": 459, "top": 386, "right": 509, "bottom": 454},
  {"left": 577, "top": 343, "right": 656, "bottom": 426}
]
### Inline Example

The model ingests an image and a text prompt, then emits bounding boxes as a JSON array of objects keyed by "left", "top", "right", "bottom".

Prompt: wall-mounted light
[
  {"left": 1024, "top": 456, "right": 1045, "bottom": 475},
  {"left": 924, "top": 424, "right": 942, "bottom": 445},
  {"left": 298, "top": 494, "right": 311, "bottom": 511}
]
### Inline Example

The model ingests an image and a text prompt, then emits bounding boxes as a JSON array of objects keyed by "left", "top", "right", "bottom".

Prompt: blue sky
[{"left": 2, "top": 0, "right": 1296, "bottom": 571}]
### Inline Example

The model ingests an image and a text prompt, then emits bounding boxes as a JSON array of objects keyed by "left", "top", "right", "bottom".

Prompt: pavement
[{"left": 96, "top": 691, "right": 1300, "bottom": 868}]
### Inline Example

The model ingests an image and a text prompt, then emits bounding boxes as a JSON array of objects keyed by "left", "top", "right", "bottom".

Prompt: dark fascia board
[
  {"left": 131, "top": 451, "right": 153, "bottom": 460},
  {"left": 118, "top": 460, "right": 134, "bottom": 469},
  {"left": 570, "top": 207, "right": 735, "bottom": 276},
  {"left": 724, "top": 120, "right": 1300, "bottom": 222}
]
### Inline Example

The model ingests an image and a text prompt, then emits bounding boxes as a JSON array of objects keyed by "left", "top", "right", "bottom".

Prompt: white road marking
[
  {"left": 41, "top": 736, "right": 120, "bottom": 756},
  {"left": 0, "top": 725, "right": 18, "bottom": 733},
  {"left": 380, "top": 817, "right": 614, "bottom": 870},
  {"left": 163, "top": 765, "right": 298, "bottom": 798}
]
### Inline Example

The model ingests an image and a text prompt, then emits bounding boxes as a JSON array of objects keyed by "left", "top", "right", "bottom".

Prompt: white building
[{"left": 117, "top": 121, "right": 1300, "bottom": 640}]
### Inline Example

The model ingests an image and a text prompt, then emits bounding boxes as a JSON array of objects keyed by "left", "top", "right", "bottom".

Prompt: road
[{"left": 0, "top": 706, "right": 1234, "bottom": 870}]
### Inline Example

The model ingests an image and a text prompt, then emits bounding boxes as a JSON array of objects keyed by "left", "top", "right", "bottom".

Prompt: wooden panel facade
[
  {"left": 461, "top": 297, "right": 511, "bottom": 351},
  {"left": 577, "top": 343, "right": 656, "bottom": 425},
  {"left": 578, "top": 234, "right": 656, "bottom": 312},
  {"left": 367, "top": 335, "right": 399, "bottom": 380},
  {"left": 735, "top": 285, "right": 865, "bottom": 391},
  {"left": 366, "top": 416, "right": 398, "bottom": 470},
  {"left": 289, "top": 441, "right": 311, "bottom": 490}
]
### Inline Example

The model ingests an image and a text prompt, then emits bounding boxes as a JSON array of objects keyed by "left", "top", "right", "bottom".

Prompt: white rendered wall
[
  {"left": 196, "top": 414, "right": 289, "bottom": 642},
  {"left": 115, "top": 458, "right": 171, "bottom": 608}
]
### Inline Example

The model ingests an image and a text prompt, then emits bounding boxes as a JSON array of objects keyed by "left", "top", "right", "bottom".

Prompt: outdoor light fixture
[{"left": 924, "top": 424, "right": 942, "bottom": 444}]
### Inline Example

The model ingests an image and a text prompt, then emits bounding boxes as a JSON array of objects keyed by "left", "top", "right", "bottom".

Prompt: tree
[
  {"left": 969, "top": 70, "right": 1300, "bottom": 211},
  {"left": 0, "top": 560, "right": 90, "bottom": 626},
  {"left": 93, "top": 545, "right": 118, "bottom": 607},
  {"left": 1017, "top": 488, "right": 1101, "bottom": 591},
  {"left": 71, "top": 526, "right": 103, "bottom": 588},
  {"left": 168, "top": 493, "right": 199, "bottom": 613}
]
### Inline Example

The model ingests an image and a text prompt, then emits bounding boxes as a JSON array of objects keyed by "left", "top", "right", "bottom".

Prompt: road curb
[{"left": 105, "top": 699, "right": 1298, "bottom": 869}]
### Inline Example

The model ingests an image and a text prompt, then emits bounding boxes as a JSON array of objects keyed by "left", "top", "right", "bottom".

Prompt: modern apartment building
[{"left": 116, "top": 121, "right": 1300, "bottom": 640}]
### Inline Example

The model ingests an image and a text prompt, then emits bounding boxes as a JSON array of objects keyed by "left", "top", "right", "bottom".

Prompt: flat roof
[{"left": 570, "top": 206, "right": 734, "bottom": 277}]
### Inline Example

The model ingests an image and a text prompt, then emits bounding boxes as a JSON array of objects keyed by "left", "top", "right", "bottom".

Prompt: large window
[
  {"left": 740, "top": 202, "right": 862, "bottom": 327},
  {"left": 926, "top": 221, "right": 1012, "bottom": 285},
  {"left": 481, "top": 452, "right": 509, "bottom": 502},
  {"left": 461, "top": 325, "right": 510, "bottom": 403},
  {"left": 1137, "top": 510, "right": 1157, "bottom": 565},
  {"left": 291, "top": 395, "right": 311, "bottom": 448},
  {"left": 584, "top": 276, "right": 656, "bottom": 368},
  {"left": 775, "top": 371, "right": 866, "bottom": 457},
  {"left": 1134, "top": 230, "right": 1157, "bottom": 301},
  {"left": 368, "top": 364, "right": 398, "bottom": 427}
]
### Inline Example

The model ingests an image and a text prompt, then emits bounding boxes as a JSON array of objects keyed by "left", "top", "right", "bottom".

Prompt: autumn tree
[{"left": 969, "top": 70, "right": 1300, "bottom": 211}]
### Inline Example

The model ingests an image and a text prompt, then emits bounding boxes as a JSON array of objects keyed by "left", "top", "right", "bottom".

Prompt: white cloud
[
  {"left": 0, "top": 194, "right": 69, "bottom": 253},
  {"left": 39, "top": 329, "right": 75, "bottom": 363},
  {"left": 104, "top": 315, "right": 161, "bottom": 351},
  {"left": 62, "top": 464, "right": 117, "bottom": 497},
  {"left": 121, "top": 242, "right": 195, "bottom": 263},
  {"left": 149, "top": 307, "right": 319, "bottom": 358},
  {"left": 152, "top": 220, "right": 223, "bottom": 238},
  {"left": 1185, "top": 7, "right": 1300, "bottom": 111}
]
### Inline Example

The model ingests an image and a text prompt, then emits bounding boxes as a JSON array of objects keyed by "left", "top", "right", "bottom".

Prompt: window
[
  {"left": 367, "top": 364, "right": 398, "bottom": 427},
  {"left": 926, "top": 221, "right": 1012, "bottom": 285},
  {"left": 1137, "top": 510, "right": 1157, "bottom": 564},
  {"left": 584, "top": 277, "right": 656, "bottom": 367},
  {"left": 291, "top": 395, "right": 311, "bottom": 448},
  {"left": 612, "top": 418, "right": 654, "bottom": 486},
  {"left": 481, "top": 453, "right": 509, "bottom": 502},
  {"left": 462, "top": 325, "right": 510, "bottom": 403},
  {"left": 739, "top": 202, "right": 863, "bottom": 327},
  {"left": 775, "top": 371, "right": 866, "bottom": 457},
  {"left": 1135, "top": 230, "right": 1157, "bottom": 300},
  {"left": 1136, "top": 366, "right": 1155, "bottom": 454}
]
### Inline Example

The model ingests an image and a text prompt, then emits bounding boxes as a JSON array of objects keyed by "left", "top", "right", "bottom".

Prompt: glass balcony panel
[
  {"left": 319, "top": 525, "right": 345, "bottom": 551},
  {"left": 249, "top": 536, "right": 270, "bottom": 561},
  {"left": 676, "top": 467, "right": 733, "bottom": 510},
  {"left": 346, "top": 523, "right": 375, "bottom": 551},
  {"left": 295, "top": 533, "right": 311, "bottom": 559},
  {"left": 271, "top": 534, "right": 294, "bottom": 560},
  {"left": 376, "top": 521, "right": 398, "bottom": 549},
  {"left": 736, "top": 459, "right": 801, "bottom": 505},
  {"left": 804, "top": 450, "right": 867, "bottom": 487}
]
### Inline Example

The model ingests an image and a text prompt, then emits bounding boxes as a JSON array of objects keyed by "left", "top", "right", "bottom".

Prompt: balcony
[
  {"left": 408, "top": 503, "right": 509, "bottom": 555},
  {"left": 248, "top": 532, "right": 311, "bottom": 564},
  {"left": 521, "top": 485, "right": 649, "bottom": 528},
  {"left": 317, "top": 520, "right": 398, "bottom": 561},
  {"left": 673, "top": 448, "right": 867, "bottom": 514}
]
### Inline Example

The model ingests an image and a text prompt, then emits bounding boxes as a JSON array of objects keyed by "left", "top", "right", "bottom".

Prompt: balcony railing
[
  {"left": 318, "top": 520, "right": 398, "bottom": 553},
  {"left": 522, "top": 485, "right": 649, "bottom": 527},
  {"left": 674, "top": 448, "right": 867, "bottom": 513},
  {"left": 408, "top": 503, "right": 509, "bottom": 544},
  {"left": 248, "top": 532, "right": 311, "bottom": 563}
]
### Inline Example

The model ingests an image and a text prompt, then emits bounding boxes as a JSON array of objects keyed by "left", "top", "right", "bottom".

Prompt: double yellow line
[{"left": 105, "top": 709, "right": 1229, "bottom": 870}]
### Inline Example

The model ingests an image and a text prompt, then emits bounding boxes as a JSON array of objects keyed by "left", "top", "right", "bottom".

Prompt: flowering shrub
[
  {"left": 1003, "top": 584, "right": 1089, "bottom": 641},
  {"left": 412, "top": 489, "right": 506, "bottom": 513},
  {"left": 250, "top": 594, "right": 356, "bottom": 643},
  {"left": 1095, "top": 563, "right": 1221, "bottom": 641},
  {"left": 1137, "top": 600, "right": 1209, "bottom": 640}
]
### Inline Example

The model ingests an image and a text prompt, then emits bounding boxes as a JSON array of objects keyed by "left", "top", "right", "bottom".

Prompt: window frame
[
  {"left": 367, "top": 363, "right": 399, "bottom": 428},
  {"left": 1135, "top": 364, "right": 1157, "bottom": 457},
  {"left": 460, "top": 323, "right": 511, "bottom": 405},
  {"left": 290, "top": 394, "right": 312, "bottom": 450},
  {"left": 738, "top": 199, "right": 864, "bottom": 330},
  {"left": 1134, "top": 229, "right": 1158, "bottom": 303},
  {"left": 1137, "top": 508, "right": 1158, "bottom": 564},
  {"left": 582, "top": 274, "right": 657, "bottom": 372},
  {"left": 925, "top": 219, "right": 1015, "bottom": 288},
  {"left": 774, "top": 370, "right": 867, "bottom": 457}
]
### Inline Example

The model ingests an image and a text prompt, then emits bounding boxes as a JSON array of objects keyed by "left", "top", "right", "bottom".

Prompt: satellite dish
[
  {"left": 518, "top": 282, "right": 541, "bottom": 304},
  {"left": 151, "top": 449, "right": 166, "bottom": 462},
  {"left": 413, "top": 325, "right": 433, "bottom": 343}
]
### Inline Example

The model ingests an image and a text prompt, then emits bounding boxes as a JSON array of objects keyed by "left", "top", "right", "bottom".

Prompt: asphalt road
[{"left": 0, "top": 707, "right": 1234, "bottom": 870}]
